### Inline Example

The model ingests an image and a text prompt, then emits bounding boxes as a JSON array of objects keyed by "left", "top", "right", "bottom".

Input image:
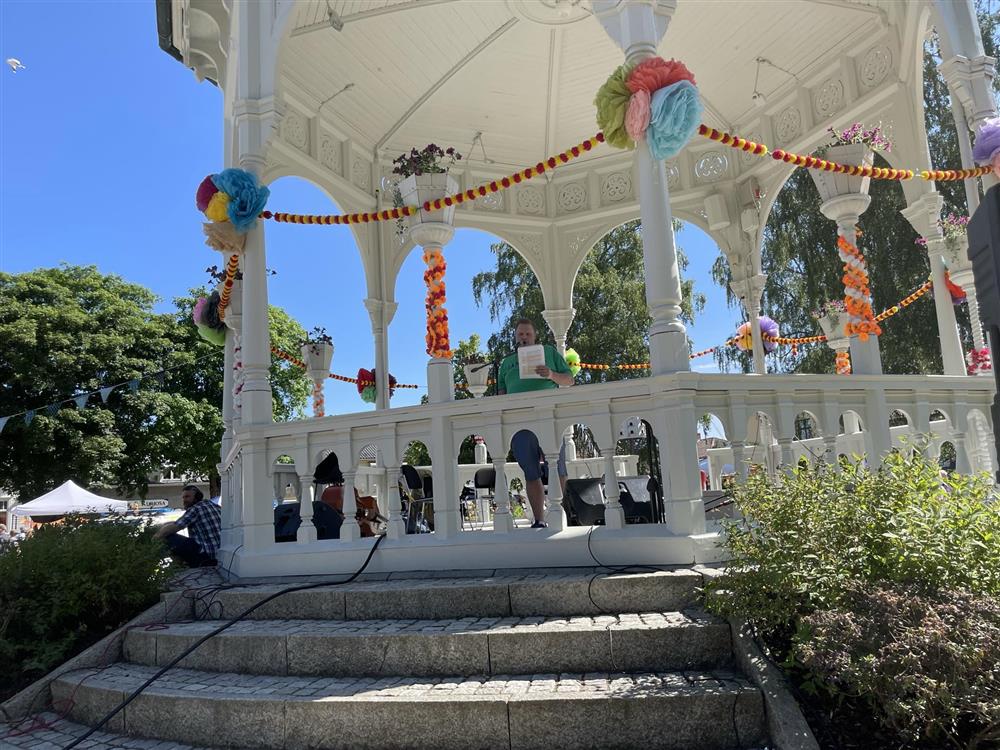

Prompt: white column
[
  {"left": 296, "top": 473, "right": 316, "bottom": 544},
  {"left": 648, "top": 397, "right": 705, "bottom": 535},
  {"left": 239, "top": 439, "right": 275, "bottom": 553},
  {"left": 832, "top": 210, "right": 882, "bottom": 375},
  {"left": 340, "top": 468, "right": 360, "bottom": 541},
  {"left": 491, "top": 457, "right": 514, "bottom": 534},
  {"left": 409, "top": 223, "right": 456, "bottom": 404},
  {"left": 902, "top": 195, "right": 966, "bottom": 376},
  {"left": 543, "top": 450, "right": 567, "bottom": 531},
  {"left": 364, "top": 298, "right": 398, "bottom": 411},
  {"left": 730, "top": 274, "right": 767, "bottom": 374},
  {"left": 937, "top": 48, "right": 998, "bottom": 191},
  {"left": 594, "top": 0, "right": 689, "bottom": 374},
  {"left": 542, "top": 308, "right": 576, "bottom": 355},
  {"left": 601, "top": 448, "right": 625, "bottom": 529},
  {"left": 428, "top": 415, "right": 460, "bottom": 538},
  {"left": 384, "top": 466, "right": 407, "bottom": 540}
]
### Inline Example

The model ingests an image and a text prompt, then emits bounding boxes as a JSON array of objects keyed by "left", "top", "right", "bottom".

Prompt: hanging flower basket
[
  {"left": 463, "top": 362, "right": 491, "bottom": 388},
  {"left": 300, "top": 330, "right": 334, "bottom": 381},
  {"left": 808, "top": 143, "right": 875, "bottom": 201},
  {"left": 398, "top": 173, "right": 459, "bottom": 229}
]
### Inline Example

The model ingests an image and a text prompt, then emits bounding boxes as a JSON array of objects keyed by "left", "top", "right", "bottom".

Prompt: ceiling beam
[
  {"left": 374, "top": 17, "right": 520, "bottom": 153},
  {"left": 291, "top": 0, "right": 457, "bottom": 38},
  {"left": 544, "top": 30, "right": 564, "bottom": 161}
]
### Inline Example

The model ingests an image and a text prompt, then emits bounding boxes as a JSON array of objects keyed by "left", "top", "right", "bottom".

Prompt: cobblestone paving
[
  {"left": 60, "top": 664, "right": 753, "bottom": 701},
  {"left": 0, "top": 712, "right": 219, "bottom": 749}
]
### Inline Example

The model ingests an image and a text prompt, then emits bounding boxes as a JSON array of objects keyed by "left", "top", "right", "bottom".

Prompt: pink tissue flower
[
  {"left": 626, "top": 57, "right": 696, "bottom": 95},
  {"left": 625, "top": 91, "right": 651, "bottom": 141}
]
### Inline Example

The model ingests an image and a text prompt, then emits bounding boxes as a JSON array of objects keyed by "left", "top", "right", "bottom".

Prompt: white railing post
[
  {"left": 543, "top": 450, "right": 567, "bottom": 531},
  {"left": 601, "top": 448, "right": 625, "bottom": 529},
  {"left": 491, "top": 457, "right": 514, "bottom": 534},
  {"left": 385, "top": 466, "right": 406, "bottom": 540},
  {"left": 340, "top": 469, "right": 360, "bottom": 542}
]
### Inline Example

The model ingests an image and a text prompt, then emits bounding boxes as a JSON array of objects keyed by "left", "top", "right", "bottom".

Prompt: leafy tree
[
  {"left": 472, "top": 219, "right": 704, "bottom": 384},
  {"left": 0, "top": 266, "right": 310, "bottom": 500},
  {"left": 712, "top": 5, "right": 998, "bottom": 374}
]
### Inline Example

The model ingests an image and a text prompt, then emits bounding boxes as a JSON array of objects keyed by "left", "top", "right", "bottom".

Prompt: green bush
[
  {"left": 795, "top": 585, "right": 1000, "bottom": 749},
  {"left": 706, "top": 451, "right": 1000, "bottom": 636},
  {"left": 0, "top": 517, "right": 175, "bottom": 700},
  {"left": 706, "top": 451, "right": 1000, "bottom": 748}
]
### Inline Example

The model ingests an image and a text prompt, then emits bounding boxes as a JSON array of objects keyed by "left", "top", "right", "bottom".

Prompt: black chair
[
  {"left": 274, "top": 503, "right": 302, "bottom": 543},
  {"left": 563, "top": 478, "right": 607, "bottom": 526},
  {"left": 473, "top": 467, "right": 496, "bottom": 521},
  {"left": 311, "top": 500, "right": 344, "bottom": 540},
  {"left": 399, "top": 465, "right": 434, "bottom": 533},
  {"left": 617, "top": 476, "right": 656, "bottom": 524}
]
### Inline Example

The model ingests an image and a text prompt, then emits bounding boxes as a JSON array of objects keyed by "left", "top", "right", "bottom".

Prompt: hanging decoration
[
  {"left": 944, "top": 271, "right": 967, "bottom": 305},
  {"left": 734, "top": 316, "right": 781, "bottom": 353},
  {"left": 196, "top": 168, "right": 270, "bottom": 233},
  {"left": 192, "top": 293, "right": 226, "bottom": 346},
  {"left": 357, "top": 369, "right": 397, "bottom": 404},
  {"left": 837, "top": 235, "right": 881, "bottom": 341},
  {"left": 835, "top": 351, "right": 852, "bottom": 375},
  {"left": 972, "top": 117, "right": 1000, "bottom": 178},
  {"left": 596, "top": 57, "right": 702, "bottom": 160},
  {"left": 423, "top": 247, "right": 450, "bottom": 358},
  {"left": 564, "top": 348, "right": 582, "bottom": 377},
  {"left": 216, "top": 254, "right": 240, "bottom": 321}
]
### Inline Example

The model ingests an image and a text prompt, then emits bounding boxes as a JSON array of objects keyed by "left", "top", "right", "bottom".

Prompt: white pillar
[
  {"left": 647, "top": 397, "right": 705, "bottom": 535},
  {"left": 340, "top": 468, "right": 360, "bottom": 542},
  {"left": 593, "top": 0, "right": 689, "bottom": 374},
  {"left": 543, "top": 450, "right": 567, "bottom": 531},
  {"left": 601, "top": 448, "right": 625, "bottom": 529},
  {"left": 364, "top": 298, "right": 398, "bottom": 411},
  {"left": 491, "top": 457, "right": 514, "bottom": 534},
  {"left": 902, "top": 195, "right": 966, "bottom": 376},
  {"left": 731, "top": 274, "right": 767, "bottom": 374},
  {"left": 542, "top": 308, "right": 576, "bottom": 355},
  {"left": 296, "top": 473, "right": 316, "bottom": 544},
  {"left": 385, "top": 466, "right": 406, "bottom": 540},
  {"left": 428, "top": 415, "right": 460, "bottom": 538},
  {"left": 408, "top": 223, "right": 456, "bottom": 404}
]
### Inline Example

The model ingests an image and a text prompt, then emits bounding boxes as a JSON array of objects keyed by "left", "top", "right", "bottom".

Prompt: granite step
[
  {"left": 123, "top": 610, "right": 731, "bottom": 678},
  {"left": 197, "top": 569, "right": 702, "bottom": 622},
  {"left": 53, "top": 664, "right": 766, "bottom": 750},
  {"left": 0, "top": 712, "right": 216, "bottom": 750}
]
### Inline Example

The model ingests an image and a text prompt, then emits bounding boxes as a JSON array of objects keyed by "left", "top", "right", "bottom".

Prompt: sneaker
[{"left": 530, "top": 521, "right": 548, "bottom": 529}]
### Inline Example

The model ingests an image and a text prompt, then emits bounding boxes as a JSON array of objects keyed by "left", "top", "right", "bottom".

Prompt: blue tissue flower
[
  {"left": 647, "top": 80, "right": 703, "bottom": 161},
  {"left": 212, "top": 168, "right": 271, "bottom": 233}
]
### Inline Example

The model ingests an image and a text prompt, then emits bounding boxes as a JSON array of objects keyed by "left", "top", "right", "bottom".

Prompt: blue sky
[{"left": 1, "top": 1, "right": 744, "bottom": 416}]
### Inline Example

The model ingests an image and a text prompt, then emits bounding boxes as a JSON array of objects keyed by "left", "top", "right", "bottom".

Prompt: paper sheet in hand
[{"left": 517, "top": 345, "right": 545, "bottom": 379}]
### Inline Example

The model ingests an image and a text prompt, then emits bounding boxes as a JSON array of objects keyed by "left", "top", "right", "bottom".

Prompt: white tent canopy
[{"left": 11, "top": 480, "right": 128, "bottom": 517}]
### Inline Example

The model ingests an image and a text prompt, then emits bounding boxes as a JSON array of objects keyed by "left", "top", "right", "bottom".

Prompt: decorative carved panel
[
  {"left": 860, "top": 46, "right": 892, "bottom": 89},
  {"left": 601, "top": 172, "right": 632, "bottom": 203},
  {"left": 557, "top": 182, "right": 587, "bottom": 213},
  {"left": 741, "top": 132, "right": 762, "bottom": 164},
  {"left": 319, "top": 135, "right": 341, "bottom": 173},
  {"left": 665, "top": 161, "right": 680, "bottom": 188},
  {"left": 282, "top": 112, "right": 308, "bottom": 152},
  {"left": 517, "top": 186, "right": 545, "bottom": 215},
  {"left": 775, "top": 107, "right": 802, "bottom": 144},
  {"left": 352, "top": 156, "right": 371, "bottom": 191},
  {"left": 813, "top": 79, "right": 844, "bottom": 118},
  {"left": 694, "top": 151, "right": 728, "bottom": 183}
]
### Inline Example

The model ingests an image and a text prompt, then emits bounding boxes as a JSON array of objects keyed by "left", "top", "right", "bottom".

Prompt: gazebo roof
[{"left": 280, "top": 0, "right": 893, "bottom": 170}]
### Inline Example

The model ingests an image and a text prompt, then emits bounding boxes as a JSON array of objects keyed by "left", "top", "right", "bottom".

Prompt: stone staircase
[{"left": 39, "top": 569, "right": 768, "bottom": 749}]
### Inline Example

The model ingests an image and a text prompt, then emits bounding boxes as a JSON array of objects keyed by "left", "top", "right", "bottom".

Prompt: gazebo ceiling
[{"left": 282, "top": 0, "right": 892, "bottom": 170}]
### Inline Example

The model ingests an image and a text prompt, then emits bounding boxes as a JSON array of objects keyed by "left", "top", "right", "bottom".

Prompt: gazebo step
[
  {"left": 199, "top": 568, "right": 702, "bottom": 621},
  {"left": 124, "top": 610, "right": 731, "bottom": 677},
  {"left": 53, "top": 664, "right": 766, "bottom": 750}
]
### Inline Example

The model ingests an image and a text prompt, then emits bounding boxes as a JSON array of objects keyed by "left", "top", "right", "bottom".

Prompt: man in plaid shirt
[{"left": 154, "top": 485, "right": 221, "bottom": 567}]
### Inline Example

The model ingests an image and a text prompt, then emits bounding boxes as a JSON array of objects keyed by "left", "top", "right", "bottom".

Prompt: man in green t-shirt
[{"left": 497, "top": 319, "right": 574, "bottom": 528}]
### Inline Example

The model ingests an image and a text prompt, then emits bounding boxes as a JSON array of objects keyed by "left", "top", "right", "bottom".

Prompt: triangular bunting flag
[
  {"left": 100, "top": 386, "right": 116, "bottom": 403},
  {"left": 0, "top": 416, "right": 8, "bottom": 434},
  {"left": 74, "top": 394, "right": 90, "bottom": 409},
  {"left": 24, "top": 410, "right": 35, "bottom": 426},
  {"left": 128, "top": 379, "right": 140, "bottom": 392},
  {"left": 45, "top": 403, "right": 59, "bottom": 416}
]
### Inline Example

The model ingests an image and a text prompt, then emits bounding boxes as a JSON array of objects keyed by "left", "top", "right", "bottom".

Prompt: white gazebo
[{"left": 159, "top": 0, "right": 998, "bottom": 579}]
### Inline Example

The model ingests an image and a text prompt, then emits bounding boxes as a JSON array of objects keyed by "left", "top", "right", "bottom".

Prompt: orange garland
[
  {"left": 698, "top": 124, "right": 993, "bottom": 182},
  {"left": 423, "top": 247, "right": 450, "bottom": 358},
  {"left": 835, "top": 351, "right": 852, "bottom": 375},
  {"left": 216, "top": 253, "right": 240, "bottom": 321},
  {"left": 838, "top": 234, "right": 882, "bottom": 341},
  {"left": 260, "top": 134, "right": 606, "bottom": 227}
]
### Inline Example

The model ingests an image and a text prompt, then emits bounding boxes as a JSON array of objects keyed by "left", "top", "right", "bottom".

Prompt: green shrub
[
  {"left": 0, "top": 517, "right": 175, "bottom": 700},
  {"left": 796, "top": 585, "right": 1000, "bottom": 749},
  {"left": 706, "top": 451, "right": 1000, "bottom": 636}
]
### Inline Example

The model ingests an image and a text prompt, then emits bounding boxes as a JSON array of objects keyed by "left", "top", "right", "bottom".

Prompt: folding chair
[{"left": 399, "top": 465, "right": 434, "bottom": 533}]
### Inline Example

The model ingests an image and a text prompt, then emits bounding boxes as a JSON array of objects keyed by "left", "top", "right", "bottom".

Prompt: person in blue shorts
[{"left": 497, "top": 318, "right": 575, "bottom": 528}]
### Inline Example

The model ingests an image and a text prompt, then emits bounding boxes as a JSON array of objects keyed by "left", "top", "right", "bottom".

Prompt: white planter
[
  {"left": 301, "top": 341, "right": 334, "bottom": 381},
  {"left": 941, "top": 235, "right": 972, "bottom": 273},
  {"left": 399, "top": 173, "right": 459, "bottom": 229},
  {"left": 463, "top": 363, "right": 490, "bottom": 399},
  {"left": 809, "top": 144, "right": 874, "bottom": 201},
  {"left": 224, "top": 279, "right": 242, "bottom": 331},
  {"left": 816, "top": 310, "right": 850, "bottom": 350}
]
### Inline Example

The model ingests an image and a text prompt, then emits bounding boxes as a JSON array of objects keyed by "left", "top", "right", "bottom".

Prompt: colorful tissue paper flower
[
  {"left": 196, "top": 175, "right": 220, "bottom": 212},
  {"left": 647, "top": 80, "right": 703, "bottom": 161},
  {"left": 196, "top": 322, "right": 227, "bottom": 347},
  {"left": 564, "top": 348, "right": 581, "bottom": 377},
  {"left": 734, "top": 322, "right": 753, "bottom": 352},
  {"left": 594, "top": 63, "right": 635, "bottom": 150},
  {"left": 625, "top": 90, "right": 651, "bottom": 141},
  {"left": 759, "top": 316, "right": 780, "bottom": 353},
  {"left": 945, "top": 272, "right": 967, "bottom": 305},
  {"left": 205, "top": 192, "right": 230, "bottom": 223},
  {"left": 972, "top": 117, "right": 1000, "bottom": 167},
  {"left": 625, "top": 57, "right": 696, "bottom": 95},
  {"left": 211, "top": 168, "right": 271, "bottom": 233},
  {"left": 192, "top": 296, "right": 210, "bottom": 326}
]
